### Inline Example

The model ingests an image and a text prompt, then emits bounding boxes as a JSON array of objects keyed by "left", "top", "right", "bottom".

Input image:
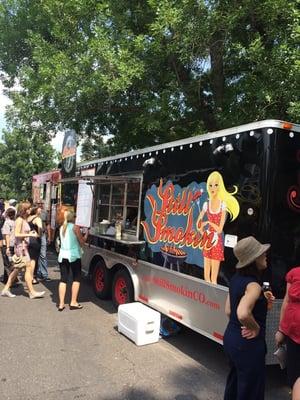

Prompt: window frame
[{"left": 94, "top": 174, "right": 143, "bottom": 238}]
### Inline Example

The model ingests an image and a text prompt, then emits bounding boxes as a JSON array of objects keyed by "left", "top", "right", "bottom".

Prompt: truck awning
[{"left": 59, "top": 175, "right": 141, "bottom": 184}]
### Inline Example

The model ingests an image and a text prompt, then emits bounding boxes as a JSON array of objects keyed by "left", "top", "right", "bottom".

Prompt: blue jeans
[{"left": 37, "top": 234, "right": 48, "bottom": 279}]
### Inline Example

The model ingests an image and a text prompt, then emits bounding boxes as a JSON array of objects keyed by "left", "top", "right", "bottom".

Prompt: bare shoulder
[{"left": 245, "top": 281, "right": 261, "bottom": 298}]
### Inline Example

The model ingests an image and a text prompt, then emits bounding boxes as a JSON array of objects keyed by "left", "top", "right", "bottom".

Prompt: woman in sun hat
[
  {"left": 8, "top": 199, "right": 17, "bottom": 208},
  {"left": 223, "top": 236, "right": 273, "bottom": 400}
]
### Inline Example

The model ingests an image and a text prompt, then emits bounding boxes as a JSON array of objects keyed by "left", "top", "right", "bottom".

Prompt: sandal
[
  {"left": 69, "top": 304, "right": 83, "bottom": 310},
  {"left": 58, "top": 306, "right": 65, "bottom": 312}
]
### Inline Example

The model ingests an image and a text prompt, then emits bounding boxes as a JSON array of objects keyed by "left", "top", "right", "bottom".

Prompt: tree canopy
[
  {"left": 0, "top": 128, "right": 56, "bottom": 200},
  {"left": 80, "top": 134, "right": 111, "bottom": 161},
  {"left": 0, "top": 0, "right": 299, "bottom": 154}
]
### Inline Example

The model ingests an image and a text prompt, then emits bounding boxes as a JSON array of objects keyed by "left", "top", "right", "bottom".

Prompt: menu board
[
  {"left": 45, "top": 182, "right": 51, "bottom": 211},
  {"left": 75, "top": 168, "right": 95, "bottom": 227},
  {"left": 50, "top": 204, "right": 56, "bottom": 230}
]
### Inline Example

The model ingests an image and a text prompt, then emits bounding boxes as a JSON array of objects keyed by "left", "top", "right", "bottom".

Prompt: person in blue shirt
[
  {"left": 57, "top": 211, "right": 89, "bottom": 311},
  {"left": 223, "top": 236, "right": 272, "bottom": 400}
]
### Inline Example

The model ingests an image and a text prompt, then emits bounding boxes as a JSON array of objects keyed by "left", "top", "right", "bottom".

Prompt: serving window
[{"left": 95, "top": 178, "right": 142, "bottom": 237}]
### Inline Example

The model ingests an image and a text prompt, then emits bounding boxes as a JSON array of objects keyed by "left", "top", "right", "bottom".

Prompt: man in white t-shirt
[{"left": 1, "top": 207, "right": 16, "bottom": 283}]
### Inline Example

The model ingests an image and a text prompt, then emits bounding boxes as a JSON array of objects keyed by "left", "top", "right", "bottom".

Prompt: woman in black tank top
[
  {"left": 223, "top": 236, "right": 273, "bottom": 400},
  {"left": 27, "top": 206, "right": 42, "bottom": 284}
]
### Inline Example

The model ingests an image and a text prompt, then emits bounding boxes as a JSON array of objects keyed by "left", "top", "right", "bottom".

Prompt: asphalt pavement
[{"left": 0, "top": 251, "right": 291, "bottom": 400}]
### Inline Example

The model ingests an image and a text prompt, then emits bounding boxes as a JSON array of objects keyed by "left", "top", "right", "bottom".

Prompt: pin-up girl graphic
[{"left": 197, "top": 171, "right": 240, "bottom": 284}]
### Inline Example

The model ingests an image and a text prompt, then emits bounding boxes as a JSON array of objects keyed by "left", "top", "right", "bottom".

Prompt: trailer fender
[{"left": 110, "top": 262, "right": 140, "bottom": 301}]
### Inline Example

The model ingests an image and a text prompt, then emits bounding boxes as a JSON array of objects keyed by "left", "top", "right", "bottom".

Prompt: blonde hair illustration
[
  {"left": 206, "top": 171, "right": 240, "bottom": 221},
  {"left": 62, "top": 210, "right": 75, "bottom": 236}
]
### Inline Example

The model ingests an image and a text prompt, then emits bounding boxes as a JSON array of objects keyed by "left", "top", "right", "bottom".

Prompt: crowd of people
[
  {"left": 0, "top": 199, "right": 88, "bottom": 308},
  {"left": 0, "top": 198, "right": 299, "bottom": 399},
  {"left": 0, "top": 199, "right": 49, "bottom": 298}
]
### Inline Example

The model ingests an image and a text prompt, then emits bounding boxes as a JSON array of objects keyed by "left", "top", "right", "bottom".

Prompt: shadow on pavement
[
  {"left": 100, "top": 388, "right": 201, "bottom": 400},
  {"left": 40, "top": 250, "right": 116, "bottom": 314},
  {"left": 42, "top": 250, "right": 289, "bottom": 400}
]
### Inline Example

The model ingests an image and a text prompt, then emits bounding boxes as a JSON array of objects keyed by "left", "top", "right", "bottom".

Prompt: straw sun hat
[{"left": 234, "top": 236, "right": 270, "bottom": 269}]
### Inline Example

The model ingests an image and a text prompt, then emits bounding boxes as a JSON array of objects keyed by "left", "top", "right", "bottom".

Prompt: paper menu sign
[
  {"left": 50, "top": 204, "right": 56, "bottom": 230},
  {"left": 224, "top": 234, "right": 238, "bottom": 248},
  {"left": 75, "top": 168, "right": 95, "bottom": 228},
  {"left": 45, "top": 182, "right": 51, "bottom": 211}
]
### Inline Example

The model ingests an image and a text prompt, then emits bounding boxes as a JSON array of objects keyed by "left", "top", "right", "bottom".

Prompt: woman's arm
[
  {"left": 4, "top": 234, "right": 10, "bottom": 252},
  {"left": 275, "top": 283, "right": 290, "bottom": 346},
  {"left": 2, "top": 222, "right": 11, "bottom": 250},
  {"left": 196, "top": 207, "right": 206, "bottom": 233},
  {"left": 237, "top": 282, "right": 262, "bottom": 339},
  {"left": 15, "top": 218, "right": 37, "bottom": 238},
  {"left": 34, "top": 216, "right": 43, "bottom": 237},
  {"left": 73, "top": 225, "right": 89, "bottom": 247},
  {"left": 225, "top": 294, "right": 231, "bottom": 318},
  {"left": 46, "top": 223, "right": 51, "bottom": 243},
  {"left": 279, "top": 283, "right": 290, "bottom": 325},
  {"left": 207, "top": 209, "right": 226, "bottom": 233}
]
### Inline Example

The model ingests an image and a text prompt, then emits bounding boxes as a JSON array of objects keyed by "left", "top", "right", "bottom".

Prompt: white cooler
[{"left": 118, "top": 302, "right": 161, "bottom": 346}]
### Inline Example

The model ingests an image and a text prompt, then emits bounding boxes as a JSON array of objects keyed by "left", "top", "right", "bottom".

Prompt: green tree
[
  {"left": 0, "top": 0, "right": 299, "bottom": 152},
  {"left": 0, "top": 128, "right": 56, "bottom": 200},
  {"left": 80, "top": 135, "right": 111, "bottom": 161}
]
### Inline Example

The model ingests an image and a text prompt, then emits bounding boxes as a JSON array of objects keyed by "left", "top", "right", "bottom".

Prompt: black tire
[
  {"left": 92, "top": 261, "right": 112, "bottom": 299},
  {"left": 112, "top": 269, "right": 134, "bottom": 309}
]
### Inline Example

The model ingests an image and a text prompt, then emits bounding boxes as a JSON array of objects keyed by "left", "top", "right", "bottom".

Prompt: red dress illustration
[{"left": 202, "top": 201, "right": 225, "bottom": 261}]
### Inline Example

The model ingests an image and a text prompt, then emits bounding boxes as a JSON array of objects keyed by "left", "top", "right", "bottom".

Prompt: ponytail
[
  {"left": 62, "top": 215, "right": 68, "bottom": 237},
  {"left": 62, "top": 210, "right": 75, "bottom": 237}
]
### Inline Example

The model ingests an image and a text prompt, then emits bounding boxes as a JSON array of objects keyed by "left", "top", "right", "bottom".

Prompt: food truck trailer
[
  {"left": 32, "top": 169, "right": 77, "bottom": 247},
  {"left": 32, "top": 170, "right": 61, "bottom": 242},
  {"left": 71, "top": 119, "right": 300, "bottom": 363}
]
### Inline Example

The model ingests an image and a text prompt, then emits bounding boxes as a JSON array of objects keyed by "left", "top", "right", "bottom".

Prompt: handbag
[
  {"left": 28, "top": 217, "right": 41, "bottom": 250},
  {"left": 12, "top": 254, "right": 27, "bottom": 270},
  {"left": 29, "top": 235, "right": 41, "bottom": 250},
  {"left": 273, "top": 344, "right": 287, "bottom": 369}
]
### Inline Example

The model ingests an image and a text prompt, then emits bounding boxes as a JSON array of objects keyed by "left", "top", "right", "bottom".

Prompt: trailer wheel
[
  {"left": 92, "top": 261, "right": 112, "bottom": 299},
  {"left": 112, "top": 269, "right": 134, "bottom": 309}
]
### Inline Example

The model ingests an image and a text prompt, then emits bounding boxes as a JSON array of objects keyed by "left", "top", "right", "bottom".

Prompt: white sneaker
[
  {"left": 29, "top": 291, "right": 45, "bottom": 299},
  {"left": 1, "top": 290, "right": 16, "bottom": 298}
]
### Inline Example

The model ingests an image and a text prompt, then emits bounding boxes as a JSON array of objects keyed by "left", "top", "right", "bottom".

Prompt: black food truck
[{"left": 73, "top": 119, "right": 300, "bottom": 364}]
